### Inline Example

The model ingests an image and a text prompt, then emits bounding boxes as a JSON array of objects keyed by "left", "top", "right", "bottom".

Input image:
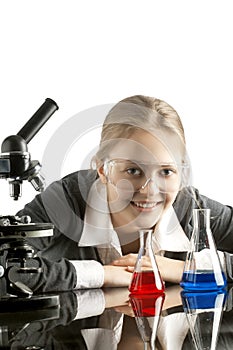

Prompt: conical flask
[
  {"left": 130, "top": 293, "right": 165, "bottom": 350},
  {"left": 180, "top": 209, "right": 227, "bottom": 291},
  {"left": 129, "top": 229, "right": 165, "bottom": 295},
  {"left": 181, "top": 290, "right": 227, "bottom": 350}
]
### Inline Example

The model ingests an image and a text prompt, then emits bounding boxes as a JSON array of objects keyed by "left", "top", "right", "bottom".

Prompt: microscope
[{"left": 0, "top": 98, "right": 60, "bottom": 310}]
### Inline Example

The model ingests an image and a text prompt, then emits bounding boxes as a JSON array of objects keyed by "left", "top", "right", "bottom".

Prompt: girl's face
[{"left": 98, "top": 129, "right": 185, "bottom": 235}]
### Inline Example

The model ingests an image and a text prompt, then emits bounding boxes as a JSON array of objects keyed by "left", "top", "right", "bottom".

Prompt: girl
[{"left": 8, "top": 95, "right": 233, "bottom": 292}]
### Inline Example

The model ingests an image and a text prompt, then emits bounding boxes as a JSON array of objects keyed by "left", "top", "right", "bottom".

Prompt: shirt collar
[
  {"left": 78, "top": 178, "right": 121, "bottom": 249},
  {"left": 79, "top": 179, "right": 190, "bottom": 253}
]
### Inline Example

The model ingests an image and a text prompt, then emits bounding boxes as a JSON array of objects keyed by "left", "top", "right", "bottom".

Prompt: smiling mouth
[{"left": 130, "top": 201, "right": 163, "bottom": 211}]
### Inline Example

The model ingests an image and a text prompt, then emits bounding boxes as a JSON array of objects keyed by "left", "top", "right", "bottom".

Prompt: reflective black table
[{"left": 1, "top": 284, "right": 233, "bottom": 349}]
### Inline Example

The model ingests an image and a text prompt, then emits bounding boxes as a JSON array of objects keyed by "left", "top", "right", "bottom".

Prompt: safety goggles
[{"left": 104, "top": 159, "right": 189, "bottom": 193}]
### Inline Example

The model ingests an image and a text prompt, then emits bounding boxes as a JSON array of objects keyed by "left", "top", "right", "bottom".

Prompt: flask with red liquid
[{"left": 129, "top": 229, "right": 165, "bottom": 295}]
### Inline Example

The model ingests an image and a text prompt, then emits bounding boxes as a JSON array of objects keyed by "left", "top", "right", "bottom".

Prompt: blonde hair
[{"left": 93, "top": 95, "right": 186, "bottom": 168}]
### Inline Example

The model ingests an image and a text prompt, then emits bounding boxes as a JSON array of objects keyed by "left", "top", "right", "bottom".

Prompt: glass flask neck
[
  {"left": 193, "top": 208, "right": 211, "bottom": 231},
  {"left": 139, "top": 229, "right": 153, "bottom": 250}
]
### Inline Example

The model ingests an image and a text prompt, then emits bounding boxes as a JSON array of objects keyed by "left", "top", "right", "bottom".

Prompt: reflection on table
[{"left": 1, "top": 284, "right": 233, "bottom": 349}]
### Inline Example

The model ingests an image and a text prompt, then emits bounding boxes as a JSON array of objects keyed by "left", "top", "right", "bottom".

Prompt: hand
[
  {"left": 114, "top": 303, "right": 135, "bottom": 317},
  {"left": 102, "top": 288, "right": 134, "bottom": 317},
  {"left": 111, "top": 253, "right": 150, "bottom": 273},
  {"left": 103, "top": 265, "right": 133, "bottom": 287},
  {"left": 102, "top": 287, "right": 135, "bottom": 317},
  {"left": 112, "top": 253, "right": 184, "bottom": 284},
  {"left": 155, "top": 255, "right": 184, "bottom": 284},
  {"left": 103, "top": 287, "right": 130, "bottom": 308},
  {"left": 162, "top": 284, "right": 183, "bottom": 311},
  {"left": 112, "top": 253, "right": 148, "bottom": 272}
]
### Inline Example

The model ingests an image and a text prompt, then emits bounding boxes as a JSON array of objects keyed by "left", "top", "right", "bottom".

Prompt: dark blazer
[{"left": 6, "top": 169, "right": 233, "bottom": 292}]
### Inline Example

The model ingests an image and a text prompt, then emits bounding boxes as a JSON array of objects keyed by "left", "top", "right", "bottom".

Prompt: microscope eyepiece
[
  {"left": 0, "top": 98, "right": 58, "bottom": 200},
  {"left": 17, "top": 98, "right": 59, "bottom": 143}
]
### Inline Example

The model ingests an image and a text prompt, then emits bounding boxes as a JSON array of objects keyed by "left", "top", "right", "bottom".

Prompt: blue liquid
[
  {"left": 181, "top": 290, "right": 227, "bottom": 310},
  {"left": 180, "top": 271, "right": 227, "bottom": 291}
]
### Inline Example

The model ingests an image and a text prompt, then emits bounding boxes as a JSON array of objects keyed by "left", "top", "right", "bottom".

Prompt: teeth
[{"left": 133, "top": 202, "right": 156, "bottom": 208}]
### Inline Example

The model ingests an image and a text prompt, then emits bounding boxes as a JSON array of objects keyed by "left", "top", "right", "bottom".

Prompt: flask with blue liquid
[{"left": 180, "top": 208, "right": 227, "bottom": 291}]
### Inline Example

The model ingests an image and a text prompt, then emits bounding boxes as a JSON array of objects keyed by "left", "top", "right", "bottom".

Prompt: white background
[{"left": 0, "top": 0, "right": 232, "bottom": 214}]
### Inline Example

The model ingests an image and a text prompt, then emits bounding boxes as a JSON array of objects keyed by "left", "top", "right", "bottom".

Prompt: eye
[
  {"left": 159, "top": 168, "right": 176, "bottom": 177},
  {"left": 126, "top": 167, "right": 143, "bottom": 176}
]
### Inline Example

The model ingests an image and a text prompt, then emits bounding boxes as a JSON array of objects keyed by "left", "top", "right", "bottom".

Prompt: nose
[
  {"left": 139, "top": 178, "right": 160, "bottom": 194},
  {"left": 141, "top": 178, "right": 153, "bottom": 190}
]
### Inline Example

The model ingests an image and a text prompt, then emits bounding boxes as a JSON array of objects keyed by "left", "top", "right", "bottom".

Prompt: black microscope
[{"left": 0, "top": 98, "right": 60, "bottom": 310}]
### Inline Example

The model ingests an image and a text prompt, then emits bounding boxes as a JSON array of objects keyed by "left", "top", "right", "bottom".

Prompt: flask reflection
[
  {"left": 130, "top": 293, "right": 165, "bottom": 350},
  {"left": 181, "top": 290, "right": 227, "bottom": 350}
]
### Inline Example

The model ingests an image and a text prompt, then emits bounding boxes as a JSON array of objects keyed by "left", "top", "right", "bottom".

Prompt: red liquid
[
  {"left": 130, "top": 293, "right": 165, "bottom": 317},
  {"left": 129, "top": 270, "right": 165, "bottom": 294}
]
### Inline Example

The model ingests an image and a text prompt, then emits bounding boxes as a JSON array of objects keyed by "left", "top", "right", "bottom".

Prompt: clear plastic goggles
[{"left": 104, "top": 159, "right": 189, "bottom": 193}]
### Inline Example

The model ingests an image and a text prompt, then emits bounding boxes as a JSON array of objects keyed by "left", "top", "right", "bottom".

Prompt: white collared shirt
[{"left": 70, "top": 179, "right": 191, "bottom": 289}]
